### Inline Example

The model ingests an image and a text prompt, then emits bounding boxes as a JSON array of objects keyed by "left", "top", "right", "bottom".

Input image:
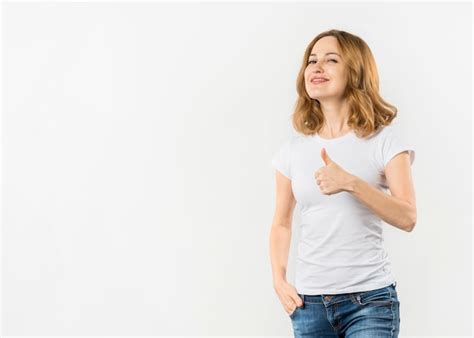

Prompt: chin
[
  {"left": 309, "top": 90, "right": 341, "bottom": 100},
  {"left": 309, "top": 93, "right": 331, "bottom": 100}
]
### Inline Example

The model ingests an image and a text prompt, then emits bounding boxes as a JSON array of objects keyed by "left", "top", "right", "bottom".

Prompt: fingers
[
  {"left": 276, "top": 282, "right": 304, "bottom": 315},
  {"left": 286, "top": 294, "right": 303, "bottom": 315},
  {"left": 289, "top": 294, "right": 303, "bottom": 309},
  {"left": 315, "top": 170, "right": 324, "bottom": 182},
  {"left": 287, "top": 303, "right": 297, "bottom": 315},
  {"left": 286, "top": 304, "right": 295, "bottom": 315},
  {"left": 314, "top": 170, "right": 321, "bottom": 185},
  {"left": 293, "top": 293, "right": 304, "bottom": 307}
]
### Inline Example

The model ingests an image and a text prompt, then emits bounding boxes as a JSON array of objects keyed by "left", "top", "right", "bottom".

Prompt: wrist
[
  {"left": 345, "top": 174, "right": 359, "bottom": 193},
  {"left": 273, "top": 277, "right": 287, "bottom": 288}
]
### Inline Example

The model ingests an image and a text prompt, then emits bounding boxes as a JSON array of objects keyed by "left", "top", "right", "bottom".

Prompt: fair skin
[{"left": 270, "top": 36, "right": 417, "bottom": 316}]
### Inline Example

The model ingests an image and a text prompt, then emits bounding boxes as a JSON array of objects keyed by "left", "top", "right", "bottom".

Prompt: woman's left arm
[{"left": 345, "top": 151, "right": 417, "bottom": 232}]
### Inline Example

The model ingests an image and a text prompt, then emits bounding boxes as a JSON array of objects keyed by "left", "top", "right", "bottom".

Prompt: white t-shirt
[{"left": 271, "top": 124, "right": 415, "bottom": 295}]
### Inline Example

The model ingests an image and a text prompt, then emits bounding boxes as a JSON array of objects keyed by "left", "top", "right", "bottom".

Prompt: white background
[{"left": 1, "top": 1, "right": 472, "bottom": 337}]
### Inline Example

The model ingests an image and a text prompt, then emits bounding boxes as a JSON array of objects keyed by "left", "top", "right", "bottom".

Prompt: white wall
[{"left": 1, "top": 1, "right": 472, "bottom": 336}]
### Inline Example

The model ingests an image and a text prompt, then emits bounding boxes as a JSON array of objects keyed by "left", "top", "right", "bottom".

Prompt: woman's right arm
[
  {"left": 269, "top": 170, "right": 302, "bottom": 314},
  {"left": 269, "top": 169, "right": 296, "bottom": 286}
]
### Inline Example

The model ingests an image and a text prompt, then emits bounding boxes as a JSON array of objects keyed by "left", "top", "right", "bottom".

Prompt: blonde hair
[{"left": 293, "top": 29, "right": 397, "bottom": 138}]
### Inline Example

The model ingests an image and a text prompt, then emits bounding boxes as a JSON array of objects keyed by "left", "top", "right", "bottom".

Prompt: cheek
[
  {"left": 326, "top": 68, "right": 342, "bottom": 78},
  {"left": 328, "top": 71, "right": 347, "bottom": 87}
]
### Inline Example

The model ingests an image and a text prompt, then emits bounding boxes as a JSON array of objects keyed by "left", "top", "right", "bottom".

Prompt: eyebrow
[{"left": 309, "top": 52, "right": 340, "bottom": 57}]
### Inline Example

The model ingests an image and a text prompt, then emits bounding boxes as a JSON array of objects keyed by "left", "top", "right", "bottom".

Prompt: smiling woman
[
  {"left": 269, "top": 29, "right": 415, "bottom": 338},
  {"left": 294, "top": 30, "right": 399, "bottom": 139}
]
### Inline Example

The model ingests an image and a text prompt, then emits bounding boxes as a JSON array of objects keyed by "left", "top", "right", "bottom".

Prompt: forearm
[
  {"left": 345, "top": 175, "right": 416, "bottom": 232},
  {"left": 269, "top": 225, "right": 291, "bottom": 286}
]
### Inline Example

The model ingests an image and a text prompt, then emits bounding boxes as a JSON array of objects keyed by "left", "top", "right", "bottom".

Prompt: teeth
[{"left": 312, "top": 79, "right": 328, "bottom": 82}]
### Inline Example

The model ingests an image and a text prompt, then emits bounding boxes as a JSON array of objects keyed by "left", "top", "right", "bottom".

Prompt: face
[{"left": 304, "top": 36, "right": 348, "bottom": 101}]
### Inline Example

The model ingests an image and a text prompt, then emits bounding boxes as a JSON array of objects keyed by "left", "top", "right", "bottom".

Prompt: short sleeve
[
  {"left": 271, "top": 137, "right": 292, "bottom": 179},
  {"left": 379, "top": 125, "right": 415, "bottom": 169}
]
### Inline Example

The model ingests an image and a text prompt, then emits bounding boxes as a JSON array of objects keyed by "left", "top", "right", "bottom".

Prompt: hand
[
  {"left": 274, "top": 280, "right": 304, "bottom": 316},
  {"left": 315, "top": 147, "right": 354, "bottom": 195}
]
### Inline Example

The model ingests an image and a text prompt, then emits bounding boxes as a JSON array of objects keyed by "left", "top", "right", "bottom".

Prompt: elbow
[
  {"left": 405, "top": 221, "right": 416, "bottom": 232},
  {"left": 405, "top": 210, "right": 417, "bottom": 232}
]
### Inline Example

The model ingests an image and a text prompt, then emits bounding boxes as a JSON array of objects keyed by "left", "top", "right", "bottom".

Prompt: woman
[{"left": 269, "top": 29, "right": 416, "bottom": 337}]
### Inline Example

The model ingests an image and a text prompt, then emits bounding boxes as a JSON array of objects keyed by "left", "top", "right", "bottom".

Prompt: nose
[
  {"left": 311, "top": 62, "right": 324, "bottom": 74},
  {"left": 311, "top": 67, "right": 324, "bottom": 77},
  {"left": 308, "top": 61, "right": 325, "bottom": 81}
]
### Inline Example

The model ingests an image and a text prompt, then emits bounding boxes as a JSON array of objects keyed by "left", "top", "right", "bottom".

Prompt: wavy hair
[{"left": 293, "top": 29, "right": 397, "bottom": 138}]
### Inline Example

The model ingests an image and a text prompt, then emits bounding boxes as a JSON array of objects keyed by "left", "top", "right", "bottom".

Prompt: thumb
[{"left": 321, "top": 147, "right": 332, "bottom": 165}]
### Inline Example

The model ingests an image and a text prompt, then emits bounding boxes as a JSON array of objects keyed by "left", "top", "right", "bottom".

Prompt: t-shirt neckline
[{"left": 312, "top": 130, "right": 355, "bottom": 144}]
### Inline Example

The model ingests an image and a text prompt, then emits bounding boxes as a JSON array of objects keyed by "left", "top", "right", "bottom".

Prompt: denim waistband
[{"left": 299, "top": 282, "right": 397, "bottom": 303}]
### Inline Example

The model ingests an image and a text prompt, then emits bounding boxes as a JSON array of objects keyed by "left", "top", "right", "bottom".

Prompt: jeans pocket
[{"left": 289, "top": 306, "right": 298, "bottom": 319}]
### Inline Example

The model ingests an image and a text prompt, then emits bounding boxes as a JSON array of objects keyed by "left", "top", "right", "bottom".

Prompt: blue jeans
[{"left": 289, "top": 282, "right": 400, "bottom": 337}]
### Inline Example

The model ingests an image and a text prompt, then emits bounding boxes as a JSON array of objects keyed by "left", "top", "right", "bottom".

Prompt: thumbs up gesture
[{"left": 315, "top": 148, "right": 354, "bottom": 195}]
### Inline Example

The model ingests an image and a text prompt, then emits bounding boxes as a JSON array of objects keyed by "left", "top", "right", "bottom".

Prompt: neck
[{"left": 318, "top": 99, "right": 351, "bottom": 136}]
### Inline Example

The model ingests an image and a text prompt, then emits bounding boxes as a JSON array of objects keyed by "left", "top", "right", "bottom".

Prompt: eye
[{"left": 307, "top": 59, "right": 337, "bottom": 65}]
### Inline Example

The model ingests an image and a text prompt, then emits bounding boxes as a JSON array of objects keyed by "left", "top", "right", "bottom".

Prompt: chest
[{"left": 290, "top": 140, "right": 384, "bottom": 207}]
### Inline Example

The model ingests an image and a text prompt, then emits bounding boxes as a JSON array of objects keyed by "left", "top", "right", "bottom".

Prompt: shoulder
[
  {"left": 365, "top": 124, "right": 404, "bottom": 148},
  {"left": 279, "top": 132, "right": 306, "bottom": 148},
  {"left": 371, "top": 124, "right": 397, "bottom": 139},
  {"left": 375, "top": 123, "right": 415, "bottom": 168}
]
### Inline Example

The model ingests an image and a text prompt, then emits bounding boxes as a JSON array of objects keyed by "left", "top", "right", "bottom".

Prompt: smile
[{"left": 311, "top": 79, "right": 329, "bottom": 84}]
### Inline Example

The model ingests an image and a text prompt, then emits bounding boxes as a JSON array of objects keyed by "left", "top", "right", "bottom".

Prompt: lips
[
  {"left": 311, "top": 79, "right": 329, "bottom": 84},
  {"left": 310, "top": 76, "right": 329, "bottom": 84}
]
